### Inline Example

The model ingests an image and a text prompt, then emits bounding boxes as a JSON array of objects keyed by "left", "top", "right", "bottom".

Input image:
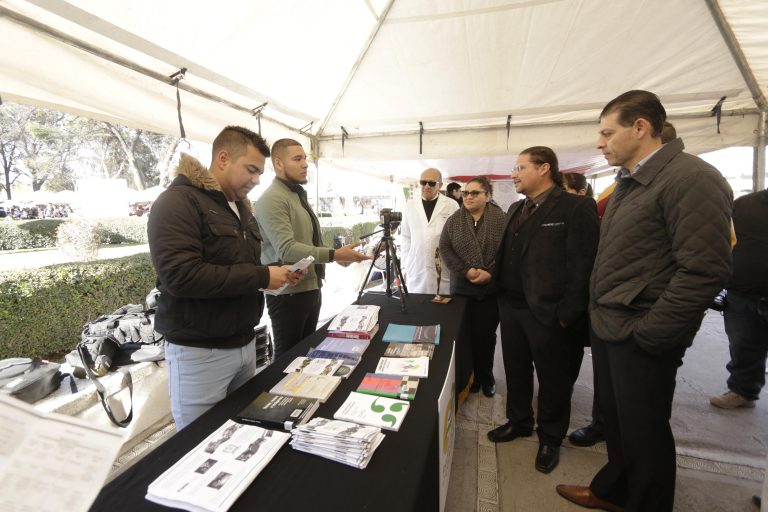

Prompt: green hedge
[
  {"left": 0, "top": 217, "right": 148, "bottom": 250},
  {"left": 0, "top": 219, "right": 64, "bottom": 250},
  {"left": 0, "top": 253, "right": 157, "bottom": 360},
  {"left": 320, "top": 221, "right": 380, "bottom": 246}
]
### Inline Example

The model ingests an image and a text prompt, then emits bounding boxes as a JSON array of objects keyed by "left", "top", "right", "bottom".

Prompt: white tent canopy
[{"left": 2, "top": 0, "right": 766, "bottom": 186}]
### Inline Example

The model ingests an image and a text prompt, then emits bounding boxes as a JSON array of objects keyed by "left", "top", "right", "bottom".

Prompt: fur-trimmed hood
[
  {"left": 173, "top": 153, "right": 254, "bottom": 214},
  {"left": 175, "top": 153, "right": 222, "bottom": 192}
]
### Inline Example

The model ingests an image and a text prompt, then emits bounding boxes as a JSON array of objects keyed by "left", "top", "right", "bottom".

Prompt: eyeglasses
[
  {"left": 461, "top": 190, "right": 487, "bottom": 198},
  {"left": 419, "top": 180, "right": 438, "bottom": 187},
  {"left": 512, "top": 160, "right": 544, "bottom": 173}
]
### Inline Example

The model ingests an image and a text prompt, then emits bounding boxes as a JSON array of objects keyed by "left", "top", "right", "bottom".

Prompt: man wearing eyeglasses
[
  {"left": 400, "top": 168, "right": 459, "bottom": 294},
  {"left": 488, "top": 146, "right": 599, "bottom": 475}
]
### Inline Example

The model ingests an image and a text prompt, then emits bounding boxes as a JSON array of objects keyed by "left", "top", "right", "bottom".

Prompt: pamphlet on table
[
  {"left": 375, "top": 356, "right": 430, "bottom": 378},
  {"left": 236, "top": 392, "right": 319, "bottom": 431},
  {"left": 307, "top": 337, "right": 370, "bottom": 364},
  {"left": 357, "top": 373, "right": 419, "bottom": 400},
  {"left": 384, "top": 342, "right": 435, "bottom": 359},
  {"left": 0, "top": 394, "right": 124, "bottom": 512},
  {"left": 269, "top": 372, "right": 341, "bottom": 402},
  {"left": 146, "top": 420, "right": 289, "bottom": 512},
  {"left": 327, "top": 304, "right": 380, "bottom": 336},
  {"left": 334, "top": 391, "right": 410, "bottom": 431},
  {"left": 283, "top": 356, "right": 345, "bottom": 377},
  {"left": 382, "top": 323, "right": 441, "bottom": 345},
  {"left": 290, "top": 417, "right": 385, "bottom": 469}
]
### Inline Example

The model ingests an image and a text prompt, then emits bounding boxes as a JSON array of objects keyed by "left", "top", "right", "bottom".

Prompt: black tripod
[{"left": 357, "top": 225, "right": 408, "bottom": 312}]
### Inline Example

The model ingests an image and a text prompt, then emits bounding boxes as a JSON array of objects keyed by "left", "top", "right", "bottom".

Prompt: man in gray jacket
[
  {"left": 254, "top": 139, "right": 370, "bottom": 359},
  {"left": 556, "top": 91, "right": 732, "bottom": 512}
]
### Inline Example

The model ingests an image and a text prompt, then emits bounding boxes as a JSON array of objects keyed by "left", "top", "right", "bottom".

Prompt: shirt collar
[
  {"left": 619, "top": 146, "right": 663, "bottom": 178},
  {"left": 527, "top": 184, "right": 556, "bottom": 206},
  {"left": 276, "top": 177, "right": 305, "bottom": 194}
]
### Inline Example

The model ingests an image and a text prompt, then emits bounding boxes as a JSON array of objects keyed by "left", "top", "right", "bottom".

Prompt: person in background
[
  {"left": 562, "top": 173, "right": 594, "bottom": 198},
  {"left": 488, "top": 146, "right": 599, "bottom": 475},
  {"left": 447, "top": 181, "right": 463, "bottom": 206},
  {"left": 147, "top": 125, "right": 303, "bottom": 430},
  {"left": 254, "top": 139, "right": 370, "bottom": 359},
  {"left": 556, "top": 90, "right": 732, "bottom": 512},
  {"left": 710, "top": 187, "right": 768, "bottom": 409},
  {"left": 439, "top": 176, "right": 505, "bottom": 397},
  {"left": 400, "top": 168, "right": 459, "bottom": 294}
]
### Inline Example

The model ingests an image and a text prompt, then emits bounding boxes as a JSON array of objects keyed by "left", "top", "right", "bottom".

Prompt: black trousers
[
  {"left": 461, "top": 293, "right": 499, "bottom": 387},
  {"left": 589, "top": 329, "right": 686, "bottom": 512},
  {"left": 498, "top": 296, "right": 572, "bottom": 446},
  {"left": 571, "top": 343, "right": 605, "bottom": 433},
  {"left": 266, "top": 289, "right": 322, "bottom": 360}
]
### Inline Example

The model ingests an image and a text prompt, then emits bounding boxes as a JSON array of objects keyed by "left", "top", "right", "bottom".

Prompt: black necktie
[{"left": 516, "top": 199, "right": 536, "bottom": 228}]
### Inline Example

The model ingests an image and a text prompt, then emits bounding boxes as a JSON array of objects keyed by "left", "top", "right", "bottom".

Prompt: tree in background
[{"left": 0, "top": 101, "right": 181, "bottom": 199}]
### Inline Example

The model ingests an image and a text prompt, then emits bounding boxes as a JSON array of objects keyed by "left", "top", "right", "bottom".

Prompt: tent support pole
[
  {"left": 316, "top": 0, "right": 396, "bottom": 137},
  {"left": 755, "top": 111, "right": 767, "bottom": 192},
  {"left": 704, "top": 0, "right": 767, "bottom": 111},
  {"left": 316, "top": 109, "right": 759, "bottom": 142},
  {"left": 1, "top": 6, "right": 303, "bottom": 136}
]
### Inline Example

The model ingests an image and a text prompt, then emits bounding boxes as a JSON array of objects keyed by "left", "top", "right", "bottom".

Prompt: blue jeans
[
  {"left": 725, "top": 291, "right": 768, "bottom": 401},
  {"left": 166, "top": 340, "right": 256, "bottom": 430}
]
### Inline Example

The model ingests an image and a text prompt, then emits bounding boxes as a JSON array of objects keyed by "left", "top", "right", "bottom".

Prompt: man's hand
[
  {"left": 334, "top": 242, "right": 373, "bottom": 264},
  {"left": 468, "top": 269, "right": 491, "bottom": 285},
  {"left": 465, "top": 268, "right": 481, "bottom": 281},
  {"left": 266, "top": 265, "right": 305, "bottom": 290}
]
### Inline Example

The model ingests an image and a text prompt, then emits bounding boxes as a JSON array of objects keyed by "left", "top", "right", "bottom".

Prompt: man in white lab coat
[{"left": 400, "top": 168, "right": 460, "bottom": 294}]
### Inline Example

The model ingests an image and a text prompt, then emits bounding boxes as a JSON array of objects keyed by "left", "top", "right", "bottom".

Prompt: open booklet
[
  {"left": 0, "top": 394, "right": 124, "bottom": 512},
  {"left": 146, "top": 419, "right": 290, "bottom": 512},
  {"left": 261, "top": 256, "right": 315, "bottom": 296}
]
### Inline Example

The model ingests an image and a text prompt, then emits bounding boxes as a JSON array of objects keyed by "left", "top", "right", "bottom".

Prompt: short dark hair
[
  {"left": 661, "top": 121, "right": 677, "bottom": 144},
  {"left": 600, "top": 90, "right": 666, "bottom": 138},
  {"left": 212, "top": 126, "right": 270, "bottom": 160},
  {"left": 271, "top": 138, "right": 303, "bottom": 166},
  {"left": 446, "top": 182, "right": 461, "bottom": 194},
  {"left": 562, "top": 173, "right": 594, "bottom": 198},
  {"left": 520, "top": 146, "right": 562, "bottom": 187},
  {"left": 466, "top": 176, "right": 493, "bottom": 196}
]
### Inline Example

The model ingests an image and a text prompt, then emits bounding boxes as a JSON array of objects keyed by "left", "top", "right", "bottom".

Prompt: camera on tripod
[{"left": 379, "top": 208, "right": 402, "bottom": 229}]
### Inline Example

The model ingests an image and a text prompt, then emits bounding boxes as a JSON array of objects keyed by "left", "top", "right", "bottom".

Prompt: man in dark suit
[{"left": 487, "top": 146, "right": 599, "bottom": 474}]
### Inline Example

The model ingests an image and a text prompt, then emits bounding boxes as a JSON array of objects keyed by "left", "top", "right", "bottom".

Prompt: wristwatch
[{"left": 329, "top": 249, "right": 335, "bottom": 262}]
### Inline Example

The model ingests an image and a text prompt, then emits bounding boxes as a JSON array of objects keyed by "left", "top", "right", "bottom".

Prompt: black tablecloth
[{"left": 90, "top": 292, "right": 469, "bottom": 512}]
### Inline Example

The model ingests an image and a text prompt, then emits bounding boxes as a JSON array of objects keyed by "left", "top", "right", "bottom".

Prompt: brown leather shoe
[{"left": 555, "top": 484, "right": 624, "bottom": 512}]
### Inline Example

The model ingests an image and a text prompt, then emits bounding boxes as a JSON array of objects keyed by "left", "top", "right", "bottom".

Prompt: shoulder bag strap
[{"left": 77, "top": 343, "right": 133, "bottom": 428}]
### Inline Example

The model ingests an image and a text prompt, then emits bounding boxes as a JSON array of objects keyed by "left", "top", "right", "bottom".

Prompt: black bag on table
[
  {"left": 65, "top": 295, "right": 165, "bottom": 428},
  {"left": 0, "top": 358, "right": 64, "bottom": 403}
]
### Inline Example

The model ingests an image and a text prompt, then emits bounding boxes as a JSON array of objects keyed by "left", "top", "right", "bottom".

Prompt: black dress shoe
[
  {"left": 535, "top": 444, "right": 560, "bottom": 474},
  {"left": 487, "top": 422, "right": 533, "bottom": 443},
  {"left": 568, "top": 424, "right": 605, "bottom": 447},
  {"left": 482, "top": 384, "right": 496, "bottom": 397}
]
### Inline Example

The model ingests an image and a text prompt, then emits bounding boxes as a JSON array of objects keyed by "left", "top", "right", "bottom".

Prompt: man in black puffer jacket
[
  {"left": 148, "top": 126, "right": 302, "bottom": 430},
  {"left": 556, "top": 91, "right": 732, "bottom": 512}
]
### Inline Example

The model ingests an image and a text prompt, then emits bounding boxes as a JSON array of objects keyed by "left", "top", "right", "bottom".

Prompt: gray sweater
[{"left": 254, "top": 178, "right": 333, "bottom": 295}]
